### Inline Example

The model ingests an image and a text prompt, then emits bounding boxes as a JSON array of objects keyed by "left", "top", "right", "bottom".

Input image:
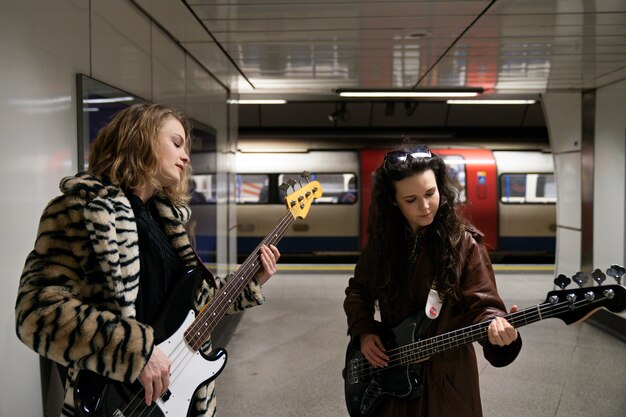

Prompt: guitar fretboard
[
  {"left": 184, "top": 211, "right": 295, "bottom": 351},
  {"left": 398, "top": 296, "right": 597, "bottom": 365}
]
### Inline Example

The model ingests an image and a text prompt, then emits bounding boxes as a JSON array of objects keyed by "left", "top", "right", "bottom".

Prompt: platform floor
[{"left": 215, "top": 266, "right": 626, "bottom": 417}]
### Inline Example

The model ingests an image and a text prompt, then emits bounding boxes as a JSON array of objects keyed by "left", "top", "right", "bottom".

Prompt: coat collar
[{"left": 61, "top": 172, "right": 193, "bottom": 317}]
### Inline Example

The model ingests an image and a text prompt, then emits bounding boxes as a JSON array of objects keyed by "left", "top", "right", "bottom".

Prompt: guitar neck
[
  {"left": 184, "top": 211, "right": 295, "bottom": 350},
  {"left": 401, "top": 297, "right": 588, "bottom": 364}
]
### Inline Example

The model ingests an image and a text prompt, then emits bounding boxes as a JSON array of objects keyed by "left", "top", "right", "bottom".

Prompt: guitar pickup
[{"left": 162, "top": 389, "right": 172, "bottom": 402}]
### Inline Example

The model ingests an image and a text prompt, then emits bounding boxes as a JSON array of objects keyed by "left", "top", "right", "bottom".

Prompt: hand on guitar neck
[
  {"left": 253, "top": 244, "right": 281, "bottom": 286},
  {"left": 343, "top": 266, "right": 626, "bottom": 417},
  {"left": 136, "top": 243, "right": 279, "bottom": 407},
  {"left": 487, "top": 304, "right": 519, "bottom": 346},
  {"left": 359, "top": 305, "right": 520, "bottom": 370}
]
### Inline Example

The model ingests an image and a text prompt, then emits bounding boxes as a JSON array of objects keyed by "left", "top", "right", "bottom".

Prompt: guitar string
[
  {"left": 349, "top": 295, "right": 611, "bottom": 379},
  {"left": 183, "top": 211, "right": 294, "bottom": 349},
  {"left": 116, "top": 208, "right": 298, "bottom": 416},
  {"left": 349, "top": 299, "right": 572, "bottom": 378},
  {"left": 118, "top": 212, "right": 294, "bottom": 417},
  {"left": 351, "top": 295, "right": 612, "bottom": 378},
  {"left": 122, "top": 213, "right": 293, "bottom": 415},
  {"left": 349, "top": 298, "right": 589, "bottom": 377}
]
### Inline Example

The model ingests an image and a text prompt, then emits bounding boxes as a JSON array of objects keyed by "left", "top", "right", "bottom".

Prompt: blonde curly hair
[{"left": 88, "top": 103, "right": 191, "bottom": 204}]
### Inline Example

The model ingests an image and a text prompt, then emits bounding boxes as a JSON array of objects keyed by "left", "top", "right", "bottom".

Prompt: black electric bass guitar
[
  {"left": 74, "top": 179, "right": 323, "bottom": 417},
  {"left": 343, "top": 267, "right": 626, "bottom": 417}
]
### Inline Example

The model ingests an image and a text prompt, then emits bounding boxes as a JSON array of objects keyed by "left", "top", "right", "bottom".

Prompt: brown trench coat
[{"left": 344, "top": 229, "right": 522, "bottom": 417}]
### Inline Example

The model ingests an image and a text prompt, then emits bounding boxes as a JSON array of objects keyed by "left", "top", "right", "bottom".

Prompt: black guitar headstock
[{"left": 546, "top": 264, "right": 626, "bottom": 325}]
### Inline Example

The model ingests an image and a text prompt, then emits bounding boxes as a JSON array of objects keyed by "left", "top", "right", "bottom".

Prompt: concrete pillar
[
  {"left": 542, "top": 92, "right": 583, "bottom": 276},
  {"left": 544, "top": 83, "right": 626, "bottom": 329}
]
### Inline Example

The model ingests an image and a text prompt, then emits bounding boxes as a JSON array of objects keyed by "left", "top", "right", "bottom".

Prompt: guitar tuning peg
[
  {"left": 591, "top": 268, "right": 606, "bottom": 286},
  {"left": 287, "top": 178, "right": 297, "bottom": 190},
  {"left": 572, "top": 271, "right": 590, "bottom": 288},
  {"left": 554, "top": 274, "right": 571, "bottom": 290},
  {"left": 301, "top": 171, "right": 311, "bottom": 182},
  {"left": 606, "top": 264, "right": 625, "bottom": 285},
  {"left": 279, "top": 183, "right": 290, "bottom": 194}
]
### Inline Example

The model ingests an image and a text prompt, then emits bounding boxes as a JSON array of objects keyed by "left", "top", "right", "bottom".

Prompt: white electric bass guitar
[{"left": 74, "top": 179, "right": 322, "bottom": 417}]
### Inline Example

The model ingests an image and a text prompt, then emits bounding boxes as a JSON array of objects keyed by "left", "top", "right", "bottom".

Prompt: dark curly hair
[{"left": 366, "top": 145, "right": 468, "bottom": 304}]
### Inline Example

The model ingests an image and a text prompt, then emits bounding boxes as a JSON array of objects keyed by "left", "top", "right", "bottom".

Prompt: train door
[
  {"left": 359, "top": 148, "right": 498, "bottom": 251},
  {"left": 493, "top": 151, "right": 556, "bottom": 256}
]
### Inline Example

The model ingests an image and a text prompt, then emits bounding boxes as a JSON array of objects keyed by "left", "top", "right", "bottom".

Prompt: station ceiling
[
  {"left": 181, "top": 0, "right": 626, "bottom": 101},
  {"left": 136, "top": 0, "right": 625, "bottom": 146}
]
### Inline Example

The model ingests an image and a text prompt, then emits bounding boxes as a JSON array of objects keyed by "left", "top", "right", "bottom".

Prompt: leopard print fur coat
[{"left": 15, "top": 173, "right": 265, "bottom": 416}]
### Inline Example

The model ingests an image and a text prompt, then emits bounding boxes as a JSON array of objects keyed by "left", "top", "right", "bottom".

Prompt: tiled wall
[{"left": 0, "top": 1, "right": 238, "bottom": 416}]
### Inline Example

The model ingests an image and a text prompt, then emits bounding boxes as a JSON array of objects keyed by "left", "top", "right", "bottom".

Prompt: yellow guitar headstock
[{"left": 283, "top": 180, "right": 323, "bottom": 220}]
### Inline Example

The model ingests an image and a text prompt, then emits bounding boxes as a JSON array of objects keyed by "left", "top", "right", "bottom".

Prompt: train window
[
  {"left": 278, "top": 173, "right": 358, "bottom": 204},
  {"left": 500, "top": 173, "right": 557, "bottom": 204},
  {"left": 441, "top": 155, "right": 467, "bottom": 203},
  {"left": 189, "top": 175, "right": 217, "bottom": 204},
  {"left": 236, "top": 174, "right": 270, "bottom": 203}
]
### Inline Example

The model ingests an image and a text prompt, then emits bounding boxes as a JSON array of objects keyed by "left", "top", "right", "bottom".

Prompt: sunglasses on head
[{"left": 384, "top": 144, "right": 432, "bottom": 168}]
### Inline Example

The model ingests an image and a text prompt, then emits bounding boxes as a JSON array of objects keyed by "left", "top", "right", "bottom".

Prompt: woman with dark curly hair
[{"left": 344, "top": 144, "right": 521, "bottom": 417}]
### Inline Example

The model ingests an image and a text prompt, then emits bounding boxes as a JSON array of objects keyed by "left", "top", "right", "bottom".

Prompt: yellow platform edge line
[{"left": 206, "top": 264, "right": 555, "bottom": 273}]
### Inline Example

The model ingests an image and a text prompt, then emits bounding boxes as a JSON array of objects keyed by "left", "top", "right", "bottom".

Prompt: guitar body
[
  {"left": 74, "top": 267, "right": 227, "bottom": 417},
  {"left": 343, "top": 282, "right": 626, "bottom": 417},
  {"left": 343, "top": 312, "right": 430, "bottom": 417},
  {"left": 73, "top": 181, "right": 325, "bottom": 417}
]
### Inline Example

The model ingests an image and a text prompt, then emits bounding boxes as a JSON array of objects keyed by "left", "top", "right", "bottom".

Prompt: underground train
[
  {"left": 192, "top": 148, "right": 557, "bottom": 262},
  {"left": 219, "top": 148, "right": 557, "bottom": 263}
]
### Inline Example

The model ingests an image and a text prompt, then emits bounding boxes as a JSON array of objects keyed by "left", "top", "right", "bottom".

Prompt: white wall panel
[
  {"left": 555, "top": 228, "right": 582, "bottom": 278},
  {"left": 92, "top": 0, "right": 152, "bottom": 100},
  {"left": 184, "top": 42, "right": 241, "bottom": 91},
  {"left": 1, "top": 1, "right": 238, "bottom": 415},
  {"left": 554, "top": 152, "right": 581, "bottom": 230},
  {"left": 185, "top": 56, "right": 217, "bottom": 124},
  {"left": 185, "top": 56, "right": 232, "bottom": 275},
  {"left": 152, "top": 26, "right": 186, "bottom": 111},
  {"left": 594, "top": 79, "right": 626, "bottom": 269},
  {"left": 0, "top": 1, "right": 89, "bottom": 416},
  {"left": 542, "top": 93, "right": 582, "bottom": 153}
]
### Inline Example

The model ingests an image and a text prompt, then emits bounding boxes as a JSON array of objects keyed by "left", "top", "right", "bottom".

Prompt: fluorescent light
[
  {"left": 336, "top": 87, "right": 483, "bottom": 98},
  {"left": 447, "top": 99, "right": 536, "bottom": 105},
  {"left": 340, "top": 91, "right": 479, "bottom": 98},
  {"left": 227, "top": 99, "right": 287, "bottom": 104},
  {"left": 83, "top": 96, "right": 135, "bottom": 104}
]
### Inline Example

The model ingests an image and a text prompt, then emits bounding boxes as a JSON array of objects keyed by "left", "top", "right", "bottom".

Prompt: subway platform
[{"left": 214, "top": 265, "right": 626, "bottom": 417}]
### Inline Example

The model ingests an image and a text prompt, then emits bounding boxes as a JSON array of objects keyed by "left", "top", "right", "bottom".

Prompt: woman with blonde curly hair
[{"left": 16, "top": 103, "right": 280, "bottom": 417}]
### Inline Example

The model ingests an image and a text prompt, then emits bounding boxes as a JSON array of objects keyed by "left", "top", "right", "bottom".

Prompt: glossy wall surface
[{"left": 0, "top": 1, "right": 239, "bottom": 416}]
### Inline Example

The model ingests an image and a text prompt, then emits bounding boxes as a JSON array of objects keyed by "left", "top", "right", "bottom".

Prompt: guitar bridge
[{"left": 348, "top": 358, "right": 361, "bottom": 384}]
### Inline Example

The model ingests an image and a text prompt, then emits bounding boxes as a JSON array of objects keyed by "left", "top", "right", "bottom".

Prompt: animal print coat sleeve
[
  {"left": 15, "top": 194, "right": 154, "bottom": 384},
  {"left": 193, "top": 273, "right": 265, "bottom": 314},
  {"left": 152, "top": 196, "right": 265, "bottom": 313}
]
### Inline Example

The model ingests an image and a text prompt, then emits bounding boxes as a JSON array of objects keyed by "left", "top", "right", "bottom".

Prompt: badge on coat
[{"left": 425, "top": 287, "right": 443, "bottom": 319}]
